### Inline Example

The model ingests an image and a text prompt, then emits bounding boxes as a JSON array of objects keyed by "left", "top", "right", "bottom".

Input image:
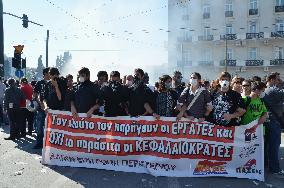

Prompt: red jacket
[{"left": 20, "top": 83, "right": 33, "bottom": 108}]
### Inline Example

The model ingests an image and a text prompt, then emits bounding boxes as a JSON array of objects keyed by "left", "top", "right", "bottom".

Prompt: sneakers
[
  {"left": 272, "top": 170, "right": 284, "bottom": 177},
  {"left": 4, "top": 137, "right": 16, "bottom": 140}
]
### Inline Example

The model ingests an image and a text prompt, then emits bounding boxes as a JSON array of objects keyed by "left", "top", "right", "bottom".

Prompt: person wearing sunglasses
[{"left": 241, "top": 80, "right": 251, "bottom": 97}]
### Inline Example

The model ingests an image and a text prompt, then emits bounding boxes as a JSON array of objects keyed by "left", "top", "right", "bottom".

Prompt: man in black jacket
[
  {"left": 101, "top": 71, "right": 128, "bottom": 117},
  {"left": 71, "top": 67, "right": 101, "bottom": 118},
  {"left": 4, "top": 78, "right": 25, "bottom": 140}
]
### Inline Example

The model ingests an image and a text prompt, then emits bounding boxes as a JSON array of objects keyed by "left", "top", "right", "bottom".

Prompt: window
[
  {"left": 250, "top": 0, "right": 258, "bottom": 9},
  {"left": 203, "top": 49, "right": 212, "bottom": 61},
  {"left": 275, "top": 47, "right": 284, "bottom": 59},
  {"left": 275, "top": 20, "right": 284, "bottom": 31},
  {"left": 226, "top": 24, "right": 233, "bottom": 34},
  {"left": 249, "top": 22, "right": 257, "bottom": 33},
  {"left": 227, "top": 48, "right": 233, "bottom": 60},
  {"left": 182, "top": 51, "right": 191, "bottom": 62},
  {"left": 249, "top": 48, "right": 257, "bottom": 60},
  {"left": 204, "top": 27, "right": 211, "bottom": 37},
  {"left": 276, "top": 0, "right": 284, "bottom": 6},
  {"left": 225, "top": 0, "right": 233, "bottom": 11},
  {"left": 183, "top": 31, "right": 191, "bottom": 41},
  {"left": 203, "top": 5, "right": 210, "bottom": 14}
]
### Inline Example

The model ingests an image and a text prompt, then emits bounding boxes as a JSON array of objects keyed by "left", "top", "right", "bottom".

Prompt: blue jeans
[
  {"left": 268, "top": 115, "right": 282, "bottom": 173},
  {"left": 35, "top": 110, "right": 46, "bottom": 146}
]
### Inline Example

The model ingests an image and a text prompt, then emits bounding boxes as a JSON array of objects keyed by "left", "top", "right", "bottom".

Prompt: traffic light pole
[
  {"left": 0, "top": 0, "right": 4, "bottom": 77},
  {"left": 46, "top": 30, "right": 49, "bottom": 68}
]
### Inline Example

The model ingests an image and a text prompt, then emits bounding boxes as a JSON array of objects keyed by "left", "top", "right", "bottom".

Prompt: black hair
[
  {"left": 97, "top": 71, "right": 108, "bottom": 79},
  {"left": 49, "top": 67, "right": 60, "bottom": 76},
  {"left": 8, "top": 78, "right": 15, "bottom": 86},
  {"left": 21, "top": 78, "right": 28, "bottom": 84},
  {"left": 267, "top": 74, "right": 277, "bottom": 82},
  {"left": 251, "top": 81, "right": 266, "bottom": 91},
  {"left": 78, "top": 67, "right": 90, "bottom": 77},
  {"left": 134, "top": 68, "right": 145, "bottom": 77},
  {"left": 191, "top": 72, "right": 201, "bottom": 80},
  {"left": 66, "top": 74, "right": 73, "bottom": 79},
  {"left": 43, "top": 67, "right": 50, "bottom": 75},
  {"left": 219, "top": 71, "right": 232, "bottom": 81},
  {"left": 110, "top": 71, "right": 120, "bottom": 78}
]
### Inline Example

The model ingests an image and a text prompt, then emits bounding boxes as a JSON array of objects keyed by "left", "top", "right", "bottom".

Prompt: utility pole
[
  {"left": 46, "top": 30, "right": 49, "bottom": 68},
  {"left": 0, "top": 0, "right": 4, "bottom": 77},
  {"left": 225, "top": 34, "right": 228, "bottom": 72}
]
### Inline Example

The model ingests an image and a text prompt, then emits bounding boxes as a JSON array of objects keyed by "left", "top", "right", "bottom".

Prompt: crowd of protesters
[{"left": 0, "top": 67, "right": 284, "bottom": 176}]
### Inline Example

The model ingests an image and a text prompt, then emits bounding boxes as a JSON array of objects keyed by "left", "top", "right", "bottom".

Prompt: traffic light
[
  {"left": 22, "top": 14, "right": 28, "bottom": 28},
  {"left": 12, "top": 58, "right": 21, "bottom": 69},
  {"left": 12, "top": 45, "right": 24, "bottom": 69},
  {"left": 21, "top": 58, "right": 26, "bottom": 69}
]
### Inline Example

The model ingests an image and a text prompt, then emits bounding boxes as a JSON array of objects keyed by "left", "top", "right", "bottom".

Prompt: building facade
[{"left": 168, "top": 0, "right": 284, "bottom": 80}]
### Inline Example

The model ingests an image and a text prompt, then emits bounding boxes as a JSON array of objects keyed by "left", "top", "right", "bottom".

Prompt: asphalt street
[{"left": 0, "top": 125, "right": 283, "bottom": 188}]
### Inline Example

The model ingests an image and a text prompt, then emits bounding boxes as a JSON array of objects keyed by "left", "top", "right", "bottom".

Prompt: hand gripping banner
[{"left": 42, "top": 110, "right": 264, "bottom": 181}]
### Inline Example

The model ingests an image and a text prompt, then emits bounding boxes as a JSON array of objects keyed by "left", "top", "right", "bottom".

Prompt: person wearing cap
[
  {"left": 71, "top": 67, "right": 101, "bottom": 118},
  {"left": 211, "top": 72, "right": 246, "bottom": 126},
  {"left": 3, "top": 78, "right": 25, "bottom": 140},
  {"left": 19, "top": 78, "right": 34, "bottom": 136},
  {"left": 100, "top": 71, "right": 128, "bottom": 117}
]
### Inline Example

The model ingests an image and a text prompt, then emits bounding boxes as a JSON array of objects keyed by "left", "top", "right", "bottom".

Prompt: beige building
[{"left": 168, "top": 0, "right": 284, "bottom": 80}]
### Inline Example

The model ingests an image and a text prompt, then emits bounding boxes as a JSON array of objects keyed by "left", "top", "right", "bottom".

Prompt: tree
[
  {"left": 55, "top": 51, "right": 72, "bottom": 73},
  {"left": 35, "top": 55, "right": 45, "bottom": 80}
]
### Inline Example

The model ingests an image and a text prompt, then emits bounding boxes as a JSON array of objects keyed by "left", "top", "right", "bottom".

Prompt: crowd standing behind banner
[{"left": 1, "top": 67, "right": 284, "bottom": 176}]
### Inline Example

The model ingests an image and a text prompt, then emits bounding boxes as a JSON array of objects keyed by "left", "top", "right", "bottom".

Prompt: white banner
[{"left": 42, "top": 110, "right": 264, "bottom": 181}]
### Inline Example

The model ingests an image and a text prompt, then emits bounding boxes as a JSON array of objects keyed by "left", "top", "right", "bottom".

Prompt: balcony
[
  {"left": 203, "top": 12, "right": 210, "bottom": 19},
  {"left": 177, "top": 61, "right": 192, "bottom": 67},
  {"left": 220, "top": 34, "right": 237, "bottom": 40},
  {"left": 225, "top": 11, "right": 233, "bottom": 17},
  {"left": 271, "top": 31, "right": 284, "bottom": 38},
  {"left": 220, "top": 60, "right": 237, "bottom": 66},
  {"left": 249, "top": 9, "right": 258, "bottom": 15},
  {"left": 198, "top": 35, "right": 214, "bottom": 41},
  {"left": 246, "top": 32, "right": 264, "bottom": 39},
  {"left": 245, "top": 60, "right": 264, "bottom": 66},
  {"left": 275, "top": 6, "right": 284, "bottom": 13},
  {"left": 198, "top": 61, "right": 214, "bottom": 66},
  {"left": 270, "top": 59, "right": 284, "bottom": 65}
]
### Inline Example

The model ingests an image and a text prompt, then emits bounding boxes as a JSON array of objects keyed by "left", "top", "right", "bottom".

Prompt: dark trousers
[
  {"left": 7, "top": 108, "right": 21, "bottom": 138},
  {"left": 267, "top": 115, "right": 282, "bottom": 173},
  {"left": 19, "top": 108, "right": 35, "bottom": 135},
  {"left": 35, "top": 110, "right": 46, "bottom": 146}
]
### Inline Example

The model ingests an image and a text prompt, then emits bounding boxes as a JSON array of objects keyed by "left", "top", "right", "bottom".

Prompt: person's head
[
  {"left": 242, "top": 80, "right": 251, "bottom": 94},
  {"left": 272, "top": 72, "right": 282, "bottom": 87},
  {"left": 8, "top": 78, "right": 16, "bottom": 87},
  {"left": 20, "top": 78, "right": 28, "bottom": 85},
  {"left": 252, "top": 76, "right": 262, "bottom": 82},
  {"left": 189, "top": 72, "right": 201, "bottom": 87},
  {"left": 219, "top": 72, "right": 231, "bottom": 92},
  {"left": 158, "top": 75, "right": 172, "bottom": 92},
  {"left": 267, "top": 73, "right": 278, "bottom": 86},
  {"left": 78, "top": 67, "right": 90, "bottom": 83},
  {"left": 43, "top": 67, "right": 50, "bottom": 80},
  {"left": 134, "top": 68, "right": 145, "bottom": 82},
  {"left": 49, "top": 67, "right": 60, "bottom": 80},
  {"left": 125, "top": 75, "right": 134, "bottom": 86},
  {"left": 231, "top": 79, "right": 242, "bottom": 94},
  {"left": 110, "top": 71, "right": 120, "bottom": 82},
  {"left": 66, "top": 74, "right": 73, "bottom": 88},
  {"left": 251, "top": 81, "right": 266, "bottom": 97},
  {"left": 97, "top": 71, "right": 108, "bottom": 84},
  {"left": 203, "top": 80, "right": 210, "bottom": 90},
  {"left": 172, "top": 71, "right": 183, "bottom": 85},
  {"left": 144, "top": 72, "right": 149, "bottom": 84}
]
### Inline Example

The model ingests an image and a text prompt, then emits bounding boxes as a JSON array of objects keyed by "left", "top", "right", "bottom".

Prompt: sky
[{"left": 3, "top": 0, "right": 169, "bottom": 79}]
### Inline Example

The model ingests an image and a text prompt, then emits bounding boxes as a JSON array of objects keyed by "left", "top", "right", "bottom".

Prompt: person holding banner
[
  {"left": 240, "top": 81, "right": 268, "bottom": 125},
  {"left": 71, "top": 67, "right": 101, "bottom": 118},
  {"left": 263, "top": 74, "right": 284, "bottom": 176},
  {"left": 100, "top": 71, "right": 128, "bottom": 117},
  {"left": 152, "top": 75, "right": 178, "bottom": 117},
  {"left": 127, "top": 68, "right": 157, "bottom": 118},
  {"left": 211, "top": 72, "right": 246, "bottom": 126},
  {"left": 176, "top": 72, "right": 212, "bottom": 121}
]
